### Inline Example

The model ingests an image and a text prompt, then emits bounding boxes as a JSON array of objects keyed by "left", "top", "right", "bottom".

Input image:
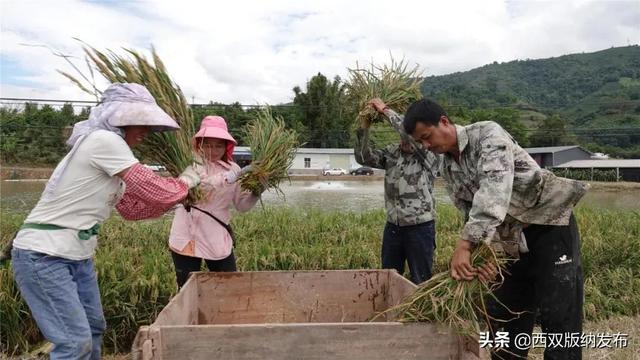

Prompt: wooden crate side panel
[
  {"left": 152, "top": 275, "right": 199, "bottom": 326},
  {"left": 196, "top": 270, "right": 392, "bottom": 324},
  {"left": 385, "top": 273, "right": 480, "bottom": 357},
  {"left": 379, "top": 271, "right": 418, "bottom": 320},
  {"left": 132, "top": 326, "right": 162, "bottom": 360},
  {"left": 131, "top": 326, "right": 149, "bottom": 360},
  {"left": 156, "top": 323, "right": 473, "bottom": 360},
  {"left": 387, "top": 270, "right": 417, "bottom": 305}
]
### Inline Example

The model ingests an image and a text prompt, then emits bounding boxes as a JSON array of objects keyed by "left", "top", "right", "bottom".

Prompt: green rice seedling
[
  {"left": 237, "top": 107, "right": 299, "bottom": 195},
  {"left": 60, "top": 46, "right": 203, "bottom": 203},
  {"left": 344, "top": 56, "right": 423, "bottom": 128}
]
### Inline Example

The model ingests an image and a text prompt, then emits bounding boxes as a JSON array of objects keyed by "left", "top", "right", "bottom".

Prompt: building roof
[
  {"left": 295, "top": 148, "right": 354, "bottom": 155},
  {"left": 524, "top": 145, "right": 584, "bottom": 154},
  {"left": 554, "top": 159, "right": 640, "bottom": 168},
  {"left": 234, "top": 147, "right": 354, "bottom": 155},
  {"left": 234, "top": 146, "right": 252, "bottom": 155}
]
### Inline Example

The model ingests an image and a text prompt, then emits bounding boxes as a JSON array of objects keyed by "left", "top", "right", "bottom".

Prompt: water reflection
[{"left": 2, "top": 179, "right": 639, "bottom": 214}]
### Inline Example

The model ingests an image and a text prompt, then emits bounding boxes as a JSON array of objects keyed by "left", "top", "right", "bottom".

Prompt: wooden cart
[{"left": 132, "top": 270, "right": 479, "bottom": 359}]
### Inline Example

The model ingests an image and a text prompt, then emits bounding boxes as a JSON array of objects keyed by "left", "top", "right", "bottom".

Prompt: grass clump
[
  {"left": 61, "top": 45, "right": 203, "bottom": 203},
  {"left": 373, "top": 242, "right": 513, "bottom": 337},
  {"left": 238, "top": 107, "right": 299, "bottom": 195},
  {"left": 1, "top": 205, "right": 638, "bottom": 355},
  {"left": 344, "top": 56, "right": 423, "bottom": 128}
]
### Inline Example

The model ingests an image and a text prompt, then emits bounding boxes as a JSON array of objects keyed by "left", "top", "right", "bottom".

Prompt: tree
[
  {"left": 293, "top": 73, "right": 348, "bottom": 148},
  {"left": 466, "top": 108, "right": 529, "bottom": 146},
  {"left": 529, "top": 114, "right": 576, "bottom": 147}
]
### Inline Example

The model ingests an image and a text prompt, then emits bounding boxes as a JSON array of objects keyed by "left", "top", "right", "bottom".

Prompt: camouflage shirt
[
  {"left": 354, "top": 111, "right": 441, "bottom": 226},
  {"left": 442, "top": 121, "right": 589, "bottom": 249}
]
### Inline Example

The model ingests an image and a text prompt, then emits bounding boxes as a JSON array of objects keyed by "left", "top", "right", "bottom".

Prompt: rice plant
[
  {"left": 344, "top": 56, "right": 424, "bottom": 128},
  {"left": 1, "top": 205, "right": 639, "bottom": 355},
  {"left": 60, "top": 45, "right": 203, "bottom": 203},
  {"left": 238, "top": 107, "right": 299, "bottom": 195},
  {"left": 371, "top": 242, "right": 515, "bottom": 337}
]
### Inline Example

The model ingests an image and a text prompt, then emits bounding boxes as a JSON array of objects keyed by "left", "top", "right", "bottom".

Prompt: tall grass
[
  {"left": 344, "top": 57, "right": 423, "bottom": 127},
  {"left": 238, "top": 107, "right": 299, "bottom": 195},
  {"left": 375, "top": 242, "right": 512, "bottom": 337},
  {"left": 1, "top": 205, "right": 638, "bottom": 355}
]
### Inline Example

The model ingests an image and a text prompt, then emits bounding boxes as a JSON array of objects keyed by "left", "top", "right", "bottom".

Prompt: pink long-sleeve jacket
[{"left": 168, "top": 160, "right": 258, "bottom": 260}]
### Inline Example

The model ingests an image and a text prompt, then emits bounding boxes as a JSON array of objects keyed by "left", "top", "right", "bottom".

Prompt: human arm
[
  {"left": 354, "top": 127, "right": 390, "bottom": 169},
  {"left": 460, "top": 127, "right": 515, "bottom": 244},
  {"left": 115, "top": 164, "right": 198, "bottom": 220}
]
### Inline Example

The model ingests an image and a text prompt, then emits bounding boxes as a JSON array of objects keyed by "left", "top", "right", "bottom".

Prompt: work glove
[
  {"left": 224, "top": 165, "right": 252, "bottom": 184},
  {"left": 179, "top": 166, "right": 201, "bottom": 189}
]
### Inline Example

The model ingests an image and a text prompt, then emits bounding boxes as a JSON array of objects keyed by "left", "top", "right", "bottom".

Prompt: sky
[{"left": 1, "top": 0, "right": 639, "bottom": 104}]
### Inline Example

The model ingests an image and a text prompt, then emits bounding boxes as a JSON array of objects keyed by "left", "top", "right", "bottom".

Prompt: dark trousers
[
  {"left": 382, "top": 220, "right": 436, "bottom": 284},
  {"left": 171, "top": 250, "right": 237, "bottom": 288},
  {"left": 487, "top": 214, "right": 583, "bottom": 360}
]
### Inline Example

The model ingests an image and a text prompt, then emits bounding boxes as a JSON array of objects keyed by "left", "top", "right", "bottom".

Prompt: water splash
[{"left": 305, "top": 182, "right": 350, "bottom": 191}]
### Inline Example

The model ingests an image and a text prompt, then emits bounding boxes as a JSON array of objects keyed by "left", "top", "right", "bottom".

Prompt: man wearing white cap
[{"left": 10, "top": 83, "right": 200, "bottom": 359}]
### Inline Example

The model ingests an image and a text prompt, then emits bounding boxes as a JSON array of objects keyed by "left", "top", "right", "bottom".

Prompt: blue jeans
[
  {"left": 11, "top": 248, "right": 106, "bottom": 360},
  {"left": 382, "top": 221, "right": 436, "bottom": 284}
]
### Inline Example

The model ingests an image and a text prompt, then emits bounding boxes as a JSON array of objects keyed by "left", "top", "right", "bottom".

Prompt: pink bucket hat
[{"left": 193, "top": 116, "right": 237, "bottom": 161}]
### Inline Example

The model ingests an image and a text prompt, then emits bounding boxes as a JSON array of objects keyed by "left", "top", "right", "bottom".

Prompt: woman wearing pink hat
[{"left": 168, "top": 115, "right": 260, "bottom": 288}]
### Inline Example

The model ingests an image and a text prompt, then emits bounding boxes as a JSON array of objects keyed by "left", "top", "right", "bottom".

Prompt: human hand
[
  {"left": 178, "top": 165, "right": 200, "bottom": 189},
  {"left": 224, "top": 169, "right": 241, "bottom": 184},
  {"left": 226, "top": 165, "right": 253, "bottom": 184},
  {"left": 450, "top": 239, "right": 477, "bottom": 281},
  {"left": 476, "top": 262, "right": 498, "bottom": 283},
  {"left": 368, "top": 98, "right": 388, "bottom": 114},
  {"left": 251, "top": 183, "right": 267, "bottom": 197}
]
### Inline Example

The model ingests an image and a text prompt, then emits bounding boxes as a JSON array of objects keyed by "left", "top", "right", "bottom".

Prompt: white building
[
  {"left": 291, "top": 148, "right": 358, "bottom": 174},
  {"left": 234, "top": 147, "right": 358, "bottom": 174}
]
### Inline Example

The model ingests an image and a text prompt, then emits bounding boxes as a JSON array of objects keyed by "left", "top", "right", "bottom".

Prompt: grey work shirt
[
  {"left": 354, "top": 111, "right": 441, "bottom": 226},
  {"left": 442, "top": 121, "right": 589, "bottom": 249}
]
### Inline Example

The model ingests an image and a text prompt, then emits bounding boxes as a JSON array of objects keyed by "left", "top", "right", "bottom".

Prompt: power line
[
  {"left": 2, "top": 97, "right": 638, "bottom": 109},
  {"left": 2, "top": 124, "right": 639, "bottom": 133},
  {"left": 0, "top": 97, "right": 98, "bottom": 104}
]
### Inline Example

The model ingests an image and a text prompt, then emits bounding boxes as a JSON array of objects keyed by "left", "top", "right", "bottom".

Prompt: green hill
[{"left": 421, "top": 46, "right": 640, "bottom": 157}]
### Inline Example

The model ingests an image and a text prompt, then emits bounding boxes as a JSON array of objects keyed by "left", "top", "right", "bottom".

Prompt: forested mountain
[{"left": 421, "top": 46, "right": 640, "bottom": 157}]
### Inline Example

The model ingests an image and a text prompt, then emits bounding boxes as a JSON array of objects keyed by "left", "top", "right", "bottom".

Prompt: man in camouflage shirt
[
  {"left": 371, "top": 98, "right": 587, "bottom": 360},
  {"left": 354, "top": 102, "right": 441, "bottom": 284}
]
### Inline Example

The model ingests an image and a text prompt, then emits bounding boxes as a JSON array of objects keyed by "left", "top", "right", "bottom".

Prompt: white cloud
[{"left": 1, "top": 0, "right": 638, "bottom": 104}]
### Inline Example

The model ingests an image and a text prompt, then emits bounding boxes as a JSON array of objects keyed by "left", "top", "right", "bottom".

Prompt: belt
[{"left": 20, "top": 223, "right": 101, "bottom": 241}]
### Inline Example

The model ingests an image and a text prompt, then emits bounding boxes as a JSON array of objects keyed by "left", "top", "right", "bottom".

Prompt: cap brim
[
  {"left": 107, "top": 101, "right": 180, "bottom": 131},
  {"left": 194, "top": 127, "right": 237, "bottom": 145}
]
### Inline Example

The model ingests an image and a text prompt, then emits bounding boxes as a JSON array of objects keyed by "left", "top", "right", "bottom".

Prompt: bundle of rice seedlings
[
  {"left": 237, "top": 107, "right": 299, "bottom": 196},
  {"left": 372, "top": 242, "right": 514, "bottom": 337},
  {"left": 344, "top": 56, "right": 423, "bottom": 128},
  {"left": 344, "top": 57, "right": 432, "bottom": 164},
  {"left": 60, "top": 46, "right": 203, "bottom": 203}
]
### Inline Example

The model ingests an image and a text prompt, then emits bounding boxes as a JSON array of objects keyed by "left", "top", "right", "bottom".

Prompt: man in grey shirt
[
  {"left": 371, "top": 97, "right": 587, "bottom": 360},
  {"left": 354, "top": 106, "right": 441, "bottom": 284}
]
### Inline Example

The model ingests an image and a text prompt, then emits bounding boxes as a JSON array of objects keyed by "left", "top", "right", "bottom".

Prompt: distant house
[
  {"left": 524, "top": 145, "right": 592, "bottom": 168},
  {"left": 290, "top": 148, "right": 357, "bottom": 174},
  {"left": 553, "top": 159, "right": 640, "bottom": 182},
  {"left": 233, "top": 147, "right": 358, "bottom": 174}
]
